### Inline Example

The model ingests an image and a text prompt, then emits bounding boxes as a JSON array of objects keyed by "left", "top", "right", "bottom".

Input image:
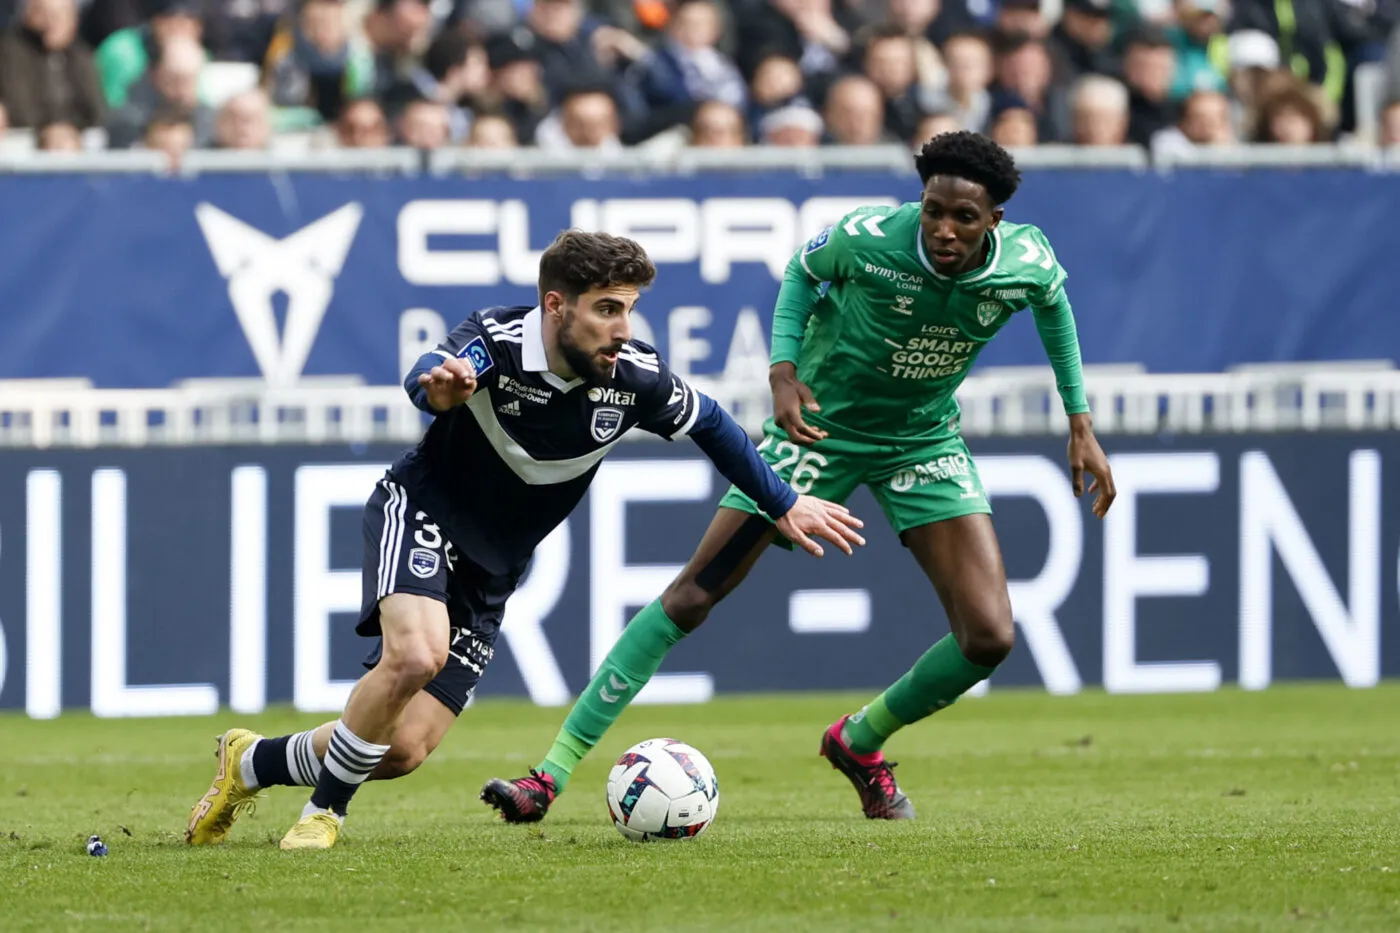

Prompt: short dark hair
[
  {"left": 914, "top": 130, "right": 1021, "bottom": 205},
  {"left": 537, "top": 230, "right": 656, "bottom": 304}
]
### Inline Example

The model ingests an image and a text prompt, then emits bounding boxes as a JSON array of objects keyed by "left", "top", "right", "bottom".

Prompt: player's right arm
[
  {"left": 404, "top": 316, "right": 496, "bottom": 414},
  {"left": 769, "top": 219, "right": 857, "bottom": 445}
]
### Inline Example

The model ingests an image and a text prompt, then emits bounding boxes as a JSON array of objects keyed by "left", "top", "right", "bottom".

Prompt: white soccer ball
[{"left": 606, "top": 737, "right": 719, "bottom": 842}]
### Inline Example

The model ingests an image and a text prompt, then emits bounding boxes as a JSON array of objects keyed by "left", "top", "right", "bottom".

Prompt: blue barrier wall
[
  {"left": 1, "top": 168, "right": 1397, "bottom": 387},
  {"left": 1, "top": 434, "right": 1395, "bottom": 716}
]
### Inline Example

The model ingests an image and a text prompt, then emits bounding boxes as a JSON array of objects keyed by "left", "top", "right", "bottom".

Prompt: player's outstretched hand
[
  {"left": 1067, "top": 415, "right": 1116, "bottom": 519},
  {"left": 775, "top": 495, "right": 865, "bottom": 558},
  {"left": 418, "top": 356, "right": 477, "bottom": 412},
  {"left": 770, "top": 362, "right": 827, "bottom": 446}
]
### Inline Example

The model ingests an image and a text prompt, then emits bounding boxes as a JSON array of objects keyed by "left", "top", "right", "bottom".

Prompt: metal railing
[
  {"left": 2, "top": 143, "right": 1398, "bottom": 177},
  {"left": 3, "top": 364, "right": 1396, "bottom": 449}
]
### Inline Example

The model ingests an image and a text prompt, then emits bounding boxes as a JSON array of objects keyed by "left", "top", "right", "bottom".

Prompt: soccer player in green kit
[{"left": 483, "top": 131, "right": 1117, "bottom": 822}]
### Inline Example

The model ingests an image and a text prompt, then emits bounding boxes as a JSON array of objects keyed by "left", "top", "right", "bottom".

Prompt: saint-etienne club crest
[
  {"left": 976, "top": 301, "right": 1003, "bottom": 327},
  {"left": 590, "top": 407, "right": 624, "bottom": 442}
]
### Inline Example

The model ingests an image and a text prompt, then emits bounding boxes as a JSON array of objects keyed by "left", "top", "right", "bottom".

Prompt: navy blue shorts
[{"left": 358, "top": 476, "right": 525, "bottom": 714}]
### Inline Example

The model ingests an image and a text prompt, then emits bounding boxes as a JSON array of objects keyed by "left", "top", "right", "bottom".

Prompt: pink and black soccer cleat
[
  {"left": 480, "top": 769, "right": 558, "bottom": 823},
  {"left": 819, "top": 715, "right": 916, "bottom": 821}
]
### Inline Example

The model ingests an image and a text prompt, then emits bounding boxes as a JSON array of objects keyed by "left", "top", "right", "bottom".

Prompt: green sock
[
  {"left": 538, "top": 599, "right": 685, "bottom": 792},
  {"left": 843, "top": 634, "right": 996, "bottom": 755}
]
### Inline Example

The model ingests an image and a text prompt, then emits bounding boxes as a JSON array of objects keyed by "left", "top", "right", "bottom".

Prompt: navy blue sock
[
  {"left": 249, "top": 729, "right": 322, "bottom": 788},
  {"left": 307, "top": 721, "right": 389, "bottom": 816}
]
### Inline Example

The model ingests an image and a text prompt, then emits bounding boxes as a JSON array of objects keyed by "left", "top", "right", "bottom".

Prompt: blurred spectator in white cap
[
  {"left": 215, "top": 87, "right": 272, "bottom": 149},
  {"left": 1225, "top": 29, "right": 1284, "bottom": 138},
  {"left": 689, "top": 98, "right": 748, "bottom": 146},
  {"left": 823, "top": 73, "right": 887, "bottom": 144},
  {"left": 1168, "top": 0, "right": 1228, "bottom": 100},
  {"left": 1071, "top": 72, "right": 1129, "bottom": 146},
  {"left": 94, "top": 0, "right": 203, "bottom": 110},
  {"left": 336, "top": 96, "right": 390, "bottom": 146},
  {"left": 262, "top": 0, "right": 375, "bottom": 126},
  {"left": 759, "top": 101, "right": 822, "bottom": 146},
  {"left": 1122, "top": 25, "right": 1178, "bottom": 147},
  {"left": 1050, "top": 0, "right": 1119, "bottom": 85},
  {"left": 466, "top": 110, "right": 519, "bottom": 147},
  {"left": 0, "top": 0, "right": 105, "bottom": 129},
  {"left": 1150, "top": 88, "right": 1234, "bottom": 158},
  {"left": 106, "top": 33, "right": 212, "bottom": 147}
]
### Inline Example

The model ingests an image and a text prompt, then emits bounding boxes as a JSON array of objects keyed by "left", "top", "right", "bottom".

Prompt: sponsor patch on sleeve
[
  {"left": 456, "top": 335, "right": 495, "bottom": 376},
  {"left": 804, "top": 225, "right": 832, "bottom": 253}
]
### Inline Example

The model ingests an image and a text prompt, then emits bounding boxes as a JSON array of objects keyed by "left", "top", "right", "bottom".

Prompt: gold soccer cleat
[
  {"left": 186, "top": 728, "right": 263, "bottom": 845},
  {"left": 279, "top": 811, "right": 342, "bottom": 850}
]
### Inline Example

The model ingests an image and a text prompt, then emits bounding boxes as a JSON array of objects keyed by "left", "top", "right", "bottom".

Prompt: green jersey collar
[{"left": 916, "top": 225, "right": 1002, "bottom": 284}]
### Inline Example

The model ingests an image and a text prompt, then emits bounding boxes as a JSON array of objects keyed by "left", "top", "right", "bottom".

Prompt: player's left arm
[
  {"left": 637, "top": 363, "right": 864, "bottom": 556},
  {"left": 1026, "top": 234, "right": 1116, "bottom": 518},
  {"left": 404, "top": 315, "right": 495, "bottom": 414}
]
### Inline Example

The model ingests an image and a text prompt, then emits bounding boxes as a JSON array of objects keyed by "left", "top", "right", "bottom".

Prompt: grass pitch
[{"left": 2, "top": 684, "right": 1398, "bottom": 932}]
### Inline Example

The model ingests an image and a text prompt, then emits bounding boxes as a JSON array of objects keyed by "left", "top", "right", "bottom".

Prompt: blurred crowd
[{"left": 2, "top": 0, "right": 1400, "bottom": 165}]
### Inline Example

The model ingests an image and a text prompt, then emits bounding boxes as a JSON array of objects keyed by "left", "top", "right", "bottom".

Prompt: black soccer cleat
[
  {"left": 480, "top": 769, "right": 558, "bottom": 823},
  {"left": 820, "top": 715, "right": 917, "bottom": 821}
]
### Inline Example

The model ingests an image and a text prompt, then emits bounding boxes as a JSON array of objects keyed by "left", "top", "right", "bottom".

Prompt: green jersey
[{"left": 770, "top": 202, "right": 1088, "bottom": 443}]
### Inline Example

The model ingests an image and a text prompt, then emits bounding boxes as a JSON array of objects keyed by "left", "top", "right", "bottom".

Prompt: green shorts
[{"left": 717, "top": 419, "right": 992, "bottom": 546}]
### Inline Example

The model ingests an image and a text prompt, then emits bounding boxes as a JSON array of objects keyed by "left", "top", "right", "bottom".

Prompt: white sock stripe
[
  {"left": 240, "top": 740, "right": 261, "bottom": 791},
  {"left": 333, "top": 720, "right": 392, "bottom": 756},
  {"left": 385, "top": 483, "right": 408, "bottom": 594},
  {"left": 285, "top": 734, "right": 303, "bottom": 784},
  {"left": 327, "top": 737, "right": 379, "bottom": 772},
  {"left": 324, "top": 754, "right": 372, "bottom": 786},
  {"left": 299, "top": 734, "right": 321, "bottom": 784},
  {"left": 325, "top": 749, "right": 374, "bottom": 780},
  {"left": 286, "top": 731, "right": 319, "bottom": 785}
]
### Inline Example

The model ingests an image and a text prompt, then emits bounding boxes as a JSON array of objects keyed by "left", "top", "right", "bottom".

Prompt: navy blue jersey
[{"left": 389, "top": 305, "right": 702, "bottom": 574}]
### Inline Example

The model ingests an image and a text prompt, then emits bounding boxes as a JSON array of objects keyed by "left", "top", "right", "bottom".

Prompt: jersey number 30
[{"left": 758, "top": 436, "right": 828, "bottom": 494}]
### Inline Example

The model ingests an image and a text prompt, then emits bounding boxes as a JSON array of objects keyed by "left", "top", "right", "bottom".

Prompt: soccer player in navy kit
[{"left": 185, "top": 230, "right": 865, "bottom": 850}]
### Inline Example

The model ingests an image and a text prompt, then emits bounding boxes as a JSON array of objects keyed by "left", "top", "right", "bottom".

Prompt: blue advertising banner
[
  {"left": 1, "top": 168, "right": 1398, "bottom": 388},
  {"left": 0, "top": 433, "right": 1395, "bottom": 717}
]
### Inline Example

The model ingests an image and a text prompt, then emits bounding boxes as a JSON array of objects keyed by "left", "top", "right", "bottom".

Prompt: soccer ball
[{"left": 606, "top": 738, "right": 719, "bottom": 842}]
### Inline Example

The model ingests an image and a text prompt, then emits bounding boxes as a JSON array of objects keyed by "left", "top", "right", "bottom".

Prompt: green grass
[{"left": 2, "top": 685, "right": 1398, "bottom": 932}]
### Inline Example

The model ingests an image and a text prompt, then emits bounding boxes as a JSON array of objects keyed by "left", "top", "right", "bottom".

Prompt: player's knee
[
  {"left": 957, "top": 615, "right": 1014, "bottom": 667},
  {"left": 381, "top": 638, "right": 447, "bottom": 693},
  {"left": 660, "top": 577, "right": 717, "bottom": 633},
  {"left": 952, "top": 592, "right": 1014, "bottom": 666}
]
